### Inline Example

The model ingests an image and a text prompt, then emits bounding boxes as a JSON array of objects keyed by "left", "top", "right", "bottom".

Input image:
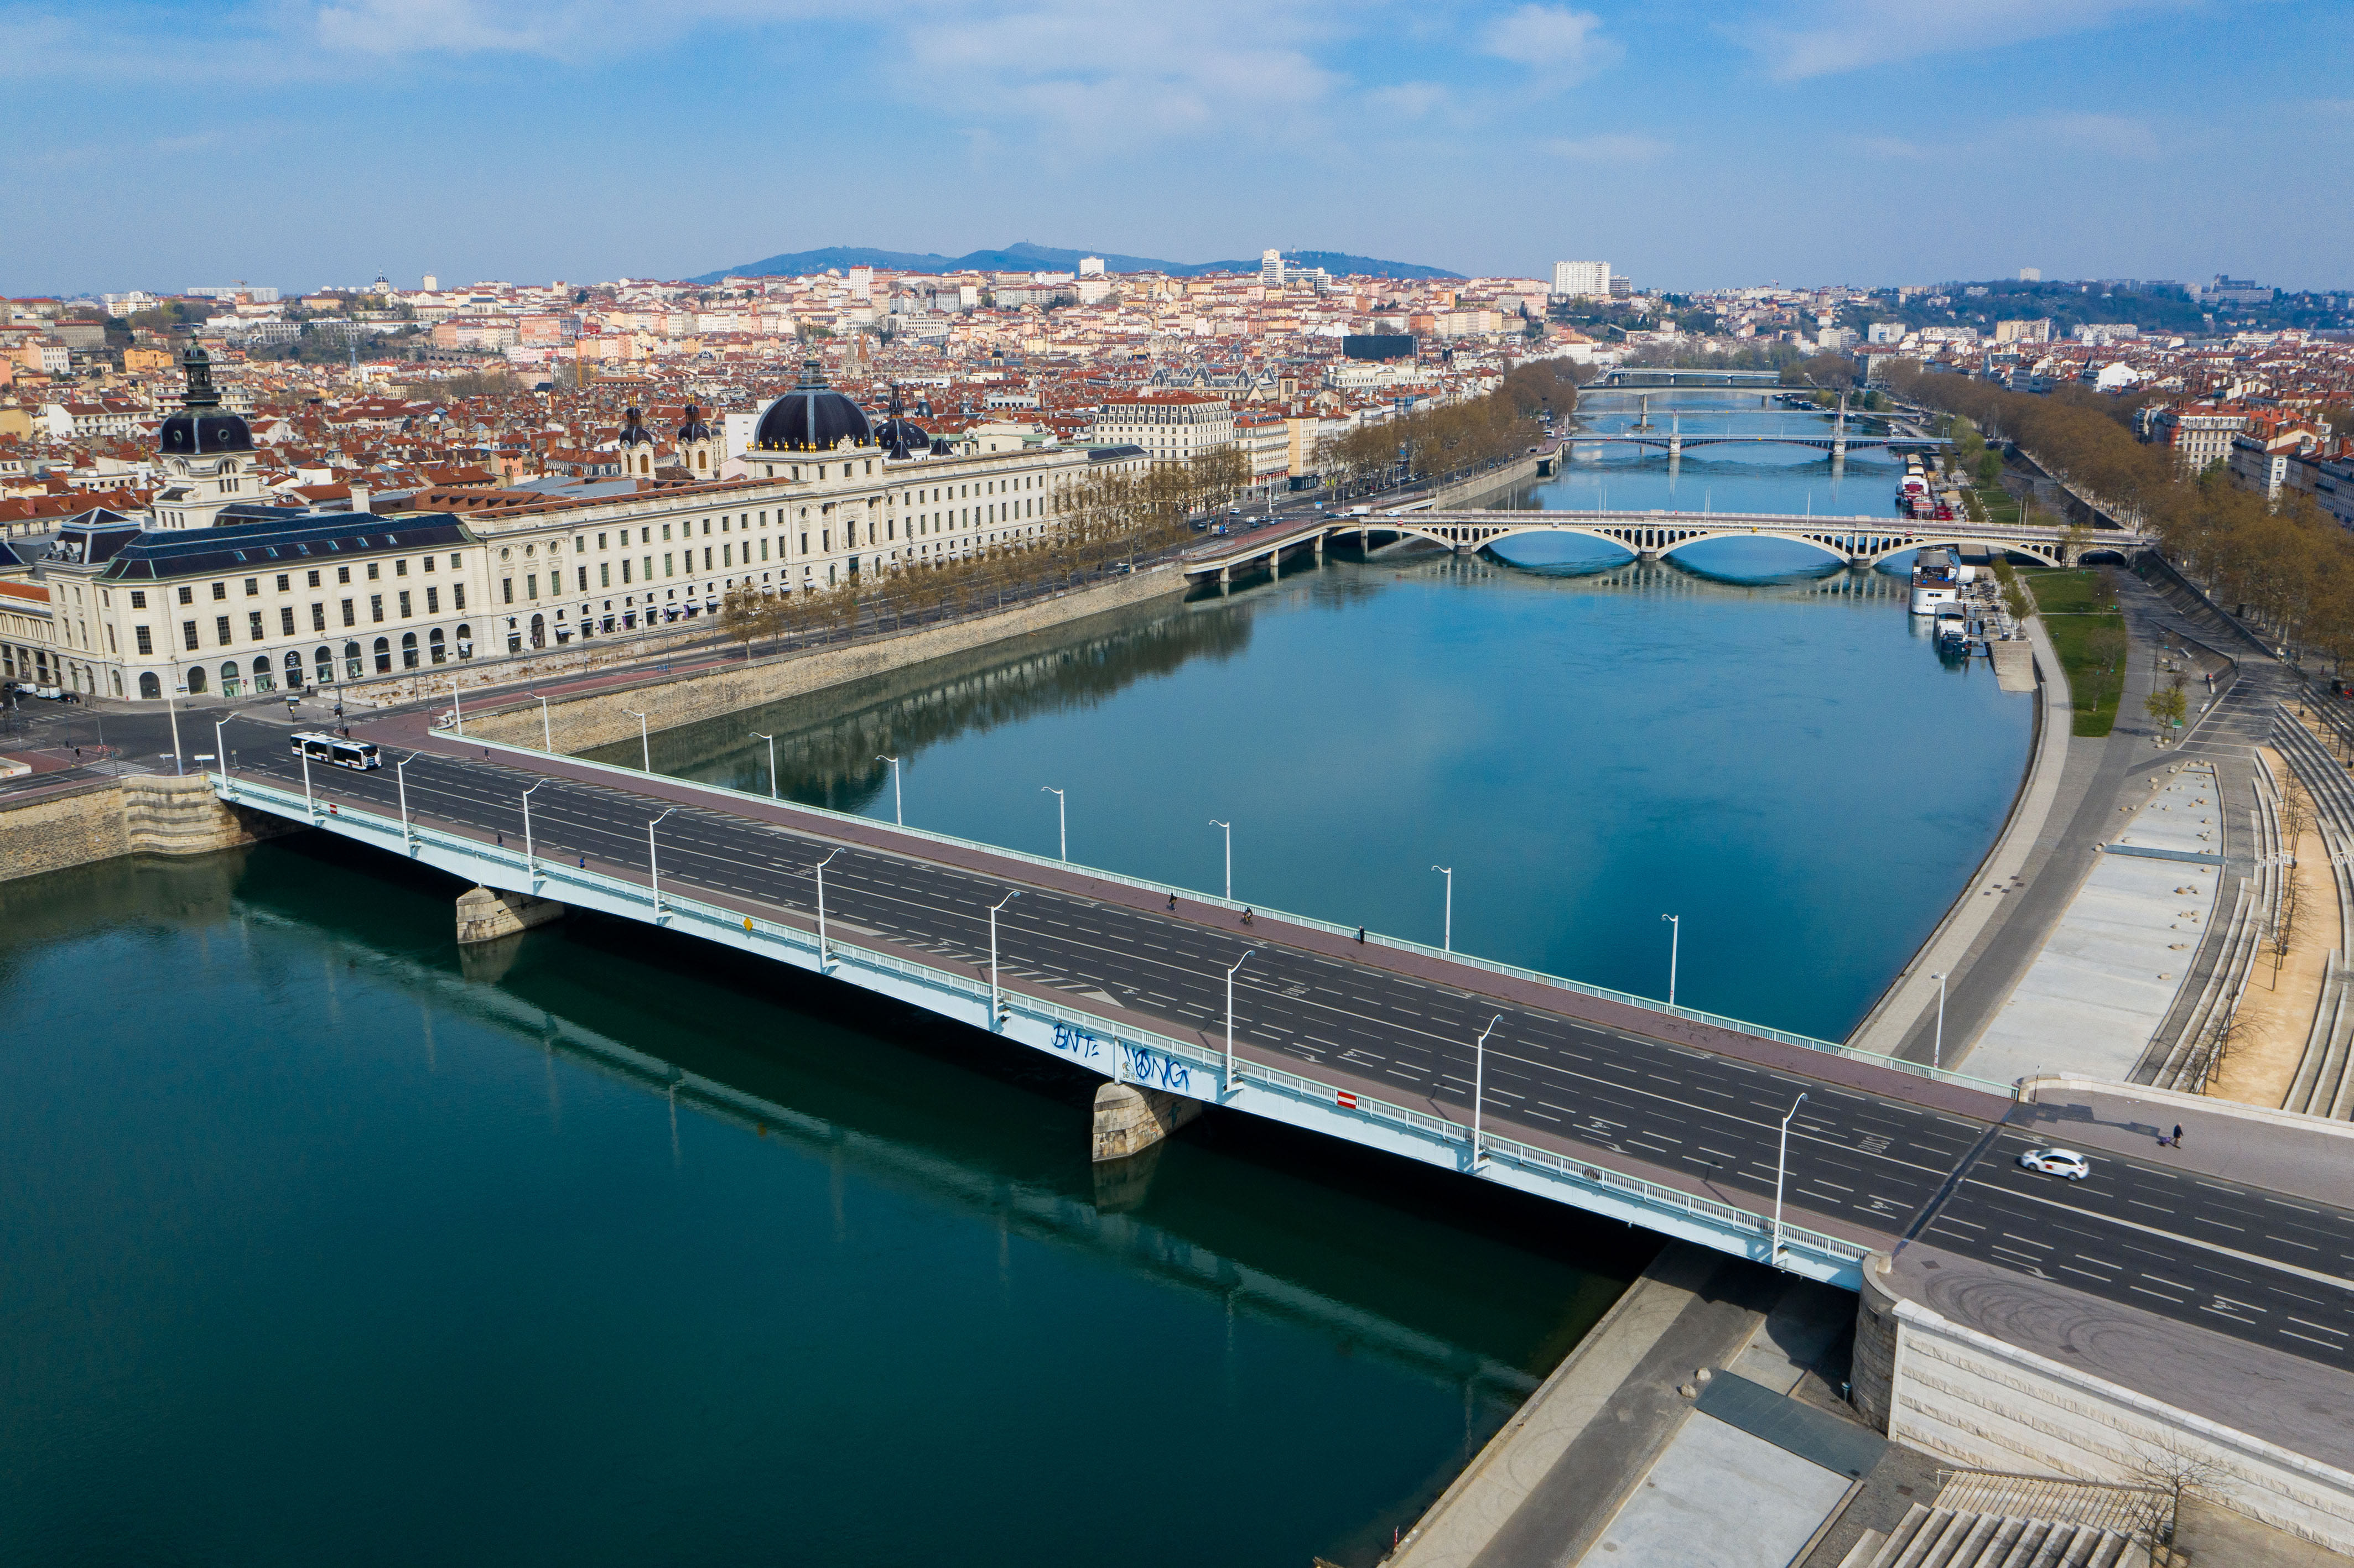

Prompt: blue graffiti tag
[
  {"left": 1119, "top": 1044, "right": 1192, "bottom": 1095},
  {"left": 1051, "top": 1023, "right": 1103, "bottom": 1062}
]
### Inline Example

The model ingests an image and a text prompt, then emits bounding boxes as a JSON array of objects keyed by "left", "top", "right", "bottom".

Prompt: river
[{"left": 0, "top": 393, "right": 2026, "bottom": 1565}]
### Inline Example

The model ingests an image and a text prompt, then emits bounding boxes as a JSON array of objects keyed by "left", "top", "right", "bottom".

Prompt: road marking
[{"left": 1997, "top": 1183, "right": 2354, "bottom": 1295}]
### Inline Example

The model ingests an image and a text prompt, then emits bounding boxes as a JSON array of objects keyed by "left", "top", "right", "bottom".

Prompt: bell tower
[
  {"left": 152, "top": 345, "right": 258, "bottom": 529},
  {"left": 676, "top": 403, "right": 717, "bottom": 478}
]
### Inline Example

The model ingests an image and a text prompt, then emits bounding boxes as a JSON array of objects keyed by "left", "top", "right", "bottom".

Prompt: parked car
[{"left": 2017, "top": 1147, "right": 2091, "bottom": 1181}]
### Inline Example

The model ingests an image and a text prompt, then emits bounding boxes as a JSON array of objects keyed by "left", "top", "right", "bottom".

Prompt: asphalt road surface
[{"left": 216, "top": 715, "right": 2354, "bottom": 1371}]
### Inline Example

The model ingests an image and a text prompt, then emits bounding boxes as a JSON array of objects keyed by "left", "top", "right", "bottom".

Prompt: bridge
[
  {"left": 1593, "top": 367, "right": 1785, "bottom": 388},
  {"left": 1561, "top": 431, "right": 1946, "bottom": 458},
  {"left": 198, "top": 712, "right": 2354, "bottom": 1385},
  {"left": 1182, "top": 507, "right": 2153, "bottom": 584}
]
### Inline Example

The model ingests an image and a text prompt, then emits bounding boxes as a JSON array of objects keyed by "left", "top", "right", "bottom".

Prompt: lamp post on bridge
[
  {"left": 1433, "top": 865, "right": 1453, "bottom": 952},
  {"left": 1225, "top": 947, "right": 1256, "bottom": 1095},
  {"left": 989, "top": 889, "right": 1021, "bottom": 1030},
  {"left": 536, "top": 694, "right": 552, "bottom": 752},
  {"left": 1210, "top": 820, "right": 1231, "bottom": 901},
  {"left": 397, "top": 752, "right": 419, "bottom": 846},
  {"left": 521, "top": 779, "right": 545, "bottom": 887},
  {"left": 1931, "top": 972, "right": 1947, "bottom": 1072},
  {"left": 1771, "top": 1091, "right": 1809, "bottom": 1260},
  {"left": 646, "top": 807, "right": 675, "bottom": 917},
  {"left": 1471, "top": 1013, "right": 1502, "bottom": 1165},
  {"left": 877, "top": 754, "right": 902, "bottom": 826},
  {"left": 1662, "top": 913, "right": 1680, "bottom": 1008},
  {"left": 213, "top": 716, "right": 231, "bottom": 778},
  {"left": 625, "top": 709, "right": 651, "bottom": 773},
  {"left": 750, "top": 732, "right": 777, "bottom": 800},
  {"left": 1042, "top": 785, "right": 1066, "bottom": 861},
  {"left": 813, "top": 848, "right": 840, "bottom": 972}
]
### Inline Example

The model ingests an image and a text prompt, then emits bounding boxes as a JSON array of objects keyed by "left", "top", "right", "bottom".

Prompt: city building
[
  {"left": 1551, "top": 261, "right": 1610, "bottom": 299},
  {"left": 1085, "top": 392, "right": 1236, "bottom": 465}
]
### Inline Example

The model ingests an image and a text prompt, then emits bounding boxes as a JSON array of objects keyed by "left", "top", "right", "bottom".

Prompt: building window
[
  {"left": 337, "top": 566, "right": 351, "bottom": 585},
  {"left": 621, "top": 559, "right": 632, "bottom": 585},
  {"left": 215, "top": 615, "right": 232, "bottom": 645},
  {"left": 429, "top": 628, "right": 446, "bottom": 664},
  {"left": 279, "top": 607, "right": 295, "bottom": 637},
  {"left": 426, "top": 586, "right": 439, "bottom": 614},
  {"left": 453, "top": 584, "right": 465, "bottom": 610},
  {"left": 134, "top": 626, "right": 153, "bottom": 655},
  {"left": 311, "top": 603, "right": 326, "bottom": 632},
  {"left": 663, "top": 554, "right": 674, "bottom": 577},
  {"left": 340, "top": 599, "right": 356, "bottom": 628},
  {"left": 315, "top": 645, "right": 332, "bottom": 684},
  {"left": 130, "top": 590, "right": 146, "bottom": 610},
  {"left": 344, "top": 640, "right": 362, "bottom": 679},
  {"left": 401, "top": 632, "right": 419, "bottom": 669},
  {"left": 502, "top": 579, "right": 514, "bottom": 605},
  {"left": 276, "top": 574, "right": 290, "bottom": 592},
  {"left": 395, "top": 559, "right": 408, "bottom": 577},
  {"left": 211, "top": 582, "right": 227, "bottom": 601},
  {"left": 373, "top": 637, "right": 391, "bottom": 673},
  {"left": 599, "top": 562, "right": 610, "bottom": 588},
  {"left": 366, "top": 563, "right": 380, "bottom": 581},
  {"left": 398, "top": 590, "right": 412, "bottom": 618},
  {"left": 370, "top": 595, "right": 384, "bottom": 623},
  {"left": 183, "top": 621, "right": 199, "bottom": 651},
  {"left": 307, "top": 570, "right": 321, "bottom": 588}
]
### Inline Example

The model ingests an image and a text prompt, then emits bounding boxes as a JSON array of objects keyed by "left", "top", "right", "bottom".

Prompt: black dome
[
  {"left": 752, "top": 358, "right": 871, "bottom": 453},
  {"left": 872, "top": 383, "right": 927, "bottom": 458},
  {"left": 160, "top": 344, "right": 252, "bottom": 456},
  {"left": 677, "top": 402, "right": 711, "bottom": 443}
]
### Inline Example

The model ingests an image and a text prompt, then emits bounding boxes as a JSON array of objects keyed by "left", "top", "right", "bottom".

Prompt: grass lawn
[
  {"left": 1973, "top": 485, "right": 2024, "bottom": 524},
  {"left": 2023, "top": 569, "right": 2125, "bottom": 737}
]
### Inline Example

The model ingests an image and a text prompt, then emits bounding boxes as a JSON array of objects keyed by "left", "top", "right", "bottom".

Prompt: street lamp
[
  {"left": 446, "top": 674, "right": 464, "bottom": 736},
  {"left": 1225, "top": 948, "right": 1257, "bottom": 1094},
  {"left": 1662, "top": 914, "right": 1680, "bottom": 1008},
  {"left": 989, "top": 889, "right": 1021, "bottom": 1028},
  {"left": 1210, "top": 819, "right": 1231, "bottom": 900},
  {"left": 1471, "top": 1014, "right": 1503, "bottom": 1163},
  {"left": 1771, "top": 1091, "right": 1809, "bottom": 1260},
  {"left": 1433, "top": 864, "right": 1453, "bottom": 952},
  {"left": 536, "top": 694, "right": 552, "bottom": 752},
  {"left": 300, "top": 742, "right": 317, "bottom": 820},
  {"left": 522, "top": 779, "right": 546, "bottom": 885},
  {"left": 877, "top": 754, "right": 902, "bottom": 826},
  {"left": 647, "top": 807, "right": 675, "bottom": 915},
  {"left": 213, "top": 716, "right": 231, "bottom": 777},
  {"left": 397, "top": 752, "right": 419, "bottom": 845},
  {"left": 1042, "top": 785, "right": 1066, "bottom": 860},
  {"left": 751, "top": 732, "right": 777, "bottom": 800},
  {"left": 625, "top": 709, "right": 651, "bottom": 773},
  {"left": 813, "top": 847, "right": 840, "bottom": 971},
  {"left": 165, "top": 671, "right": 185, "bottom": 774},
  {"left": 1931, "top": 972, "right": 1947, "bottom": 1072}
]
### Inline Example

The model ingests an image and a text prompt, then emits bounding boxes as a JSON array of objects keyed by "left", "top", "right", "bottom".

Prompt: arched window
[
  {"left": 429, "top": 628, "right": 446, "bottom": 664},
  {"left": 343, "top": 639, "right": 362, "bottom": 679},
  {"left": 528, "top": 613, "right": 545, "bottom": 649},
  {"left": 373, "top": 636, "right": 391, "bottom": 674},
  {"left": 455, "top": 623, "right": 474, "bottom": 659},
  {"left": 284, "top": 650, "right": 303, "bottom": 688},
  {"left": 221, "top": 660, "right": 241, "bottom": 696},
  {"left": 186, "top": 666, "right": 207, "bottom": 694},
  {"left": 253, "top": 655, "right": 274, "bottom": 692},
  {"left": 401, "top": 631, "right": 419, "bottom": 669},
  {"left": 314, "top": 645, "right": 333, "bottom": 684},
  {"left": 139, "top": 671, "right": 161, "bottom": 699}
]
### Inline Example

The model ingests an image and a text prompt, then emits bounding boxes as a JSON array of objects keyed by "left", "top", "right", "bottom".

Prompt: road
[{"left": 211, "top": 711, "right": 2354, "bottom": 1370}]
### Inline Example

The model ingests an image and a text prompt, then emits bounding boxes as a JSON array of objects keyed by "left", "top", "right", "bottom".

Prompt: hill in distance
[{"left": 691, "top": 240, "right": 1462, "bottom": 285}]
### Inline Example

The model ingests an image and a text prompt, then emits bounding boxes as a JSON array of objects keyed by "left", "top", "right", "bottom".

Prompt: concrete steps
[{"left": 1856, "top": 1503, "right": 2144, "bottom": 1568}]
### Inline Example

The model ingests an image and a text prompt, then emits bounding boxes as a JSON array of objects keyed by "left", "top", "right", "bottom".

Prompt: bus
[{"left": 290, "top": 732, "right": 381, "bottom": 770}]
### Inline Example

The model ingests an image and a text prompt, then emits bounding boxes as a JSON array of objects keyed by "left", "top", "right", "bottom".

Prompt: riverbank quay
[
  {"left": 0, "top": 772, "right": 298, "bottom": 883},
  {"left": 1385, "top": 1242, "right": 1870, "bottom": 1568},
  {"left": 428, "top": 562, "right": 1186, "bottom": 755}
]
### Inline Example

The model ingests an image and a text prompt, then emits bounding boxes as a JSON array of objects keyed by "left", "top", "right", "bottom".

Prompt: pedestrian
[
  {"left": 1166, "top": 892, "right": 1177, "bottom": 911},
  {"left": 1242, "top": 907, "right": 1254, "bottom": 926},
  {"left": 496, "top": 831, "right": 503, "bottom": 846},
  {"left": 578, "top": 856, "right": 586, "bottom": 869},
  {"left": 1357, "top": 926, "right": 1366, "bottom": 944},
  {"left": 2173, "top": 1123, "right": 2184, "bottom": 1148}
]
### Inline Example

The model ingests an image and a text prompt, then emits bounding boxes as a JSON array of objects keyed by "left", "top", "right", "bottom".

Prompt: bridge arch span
[{"left": 1372, "top": 520, "right": 2024, "bottom": 568}]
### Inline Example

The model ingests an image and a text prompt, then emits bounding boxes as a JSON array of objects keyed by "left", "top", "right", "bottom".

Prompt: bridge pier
[
  {"left": 1091, "top": 1081, "right": 1203, "bottom": 1162},
  {"left": 455, "top": 885, "right": 565, "bottom": 945}
]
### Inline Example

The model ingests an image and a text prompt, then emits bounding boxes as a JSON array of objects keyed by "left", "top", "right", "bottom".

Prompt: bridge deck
[{"left": 215, "top": 713, "right": 2354, "bottom": 1369}]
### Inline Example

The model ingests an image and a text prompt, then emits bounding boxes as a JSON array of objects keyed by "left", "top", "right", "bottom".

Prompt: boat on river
[{"left": 1910, "top": 546, "right": 1963, "bottom": 614}]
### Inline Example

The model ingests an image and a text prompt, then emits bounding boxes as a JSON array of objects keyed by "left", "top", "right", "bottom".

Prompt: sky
[{"left": 4, "top": 0, "right": 2350, "bottom": 298}]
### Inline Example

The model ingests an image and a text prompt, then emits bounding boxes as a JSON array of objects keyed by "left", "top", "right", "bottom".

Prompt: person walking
[
  {"left": 2173, "top": 1123, "right": 2184, "bottom": 1148},
  {"left": 1241, "top": 907, "right": 1254, "bottom": 926}
]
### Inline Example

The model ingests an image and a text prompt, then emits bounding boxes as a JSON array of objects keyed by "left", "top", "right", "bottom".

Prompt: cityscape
[{"left": 6, "top": 4, "right": 2354, "bottom": 1567}]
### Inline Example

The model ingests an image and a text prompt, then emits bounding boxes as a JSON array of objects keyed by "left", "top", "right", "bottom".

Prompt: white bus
[{"left": 290, "top": 732, "right": 381, "bottom": 771}]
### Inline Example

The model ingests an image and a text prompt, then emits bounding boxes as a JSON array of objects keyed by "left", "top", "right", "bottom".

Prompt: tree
[{"left": 2144, "top": 680, "right": 2187, "bottom": 738}]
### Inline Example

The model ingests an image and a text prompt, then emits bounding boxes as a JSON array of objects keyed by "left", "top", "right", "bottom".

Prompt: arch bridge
[
  {"left": 1182, "top": 507, "right": 2152, "bottom": 584},
  {"left": 1563, "top": 432, "right": 1947, "bottom": 458}
]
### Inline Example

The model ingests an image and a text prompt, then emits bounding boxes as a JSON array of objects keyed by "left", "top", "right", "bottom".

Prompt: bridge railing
[
  {"left": 213, "top": 769, "right": 1877, "bottom": 1280},
  {"left": 417, "top": 727, "right": 2015, "bottom": 1098}
]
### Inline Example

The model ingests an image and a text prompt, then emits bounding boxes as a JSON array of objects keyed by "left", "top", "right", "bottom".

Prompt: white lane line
[{"left": 2000, "top": 1184, "right": 2354, "bottom": 1294}]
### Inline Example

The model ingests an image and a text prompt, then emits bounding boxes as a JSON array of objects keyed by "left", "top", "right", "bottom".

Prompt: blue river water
[{"left": 0, "top": 393, "right": 2022, "bottom": 1565}]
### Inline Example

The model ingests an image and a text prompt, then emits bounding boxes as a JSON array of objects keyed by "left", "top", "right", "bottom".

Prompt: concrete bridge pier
[
  {"left": 456, "top": 885, "right": 565, "bottom": 945},
  {"left": 1090, "top": 1081, "right": 1202, "bottom": 1162}
]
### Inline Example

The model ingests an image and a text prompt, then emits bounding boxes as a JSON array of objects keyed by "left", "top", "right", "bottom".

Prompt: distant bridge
[
  {"left": 1561, "top": 432, "right": 1947, "bottom": 459},
  {"left": 1592, "top": 367, "right": 1785, "bottom": 388},
  {"left": 1183, "top": 507, "right": 2152, "bottom": 582}
]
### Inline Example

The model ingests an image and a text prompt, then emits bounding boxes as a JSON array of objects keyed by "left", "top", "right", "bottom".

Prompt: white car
[{"left": 2018, "top": 1147, "right": 2091, "bottom": 1181}]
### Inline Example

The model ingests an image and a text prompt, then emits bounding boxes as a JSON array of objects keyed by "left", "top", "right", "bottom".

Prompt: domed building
[
  {"left": 615, "top": 407, "right": 656, "bottom": 478},
  {"left": 676, "top": 403, "right": 718, "bottom": 477},
  {"left": 152, "top": 345, "right": 260, "bottom": 529},
  {"left": 749, "top": 358, "right": 873, "bottom": 466}
]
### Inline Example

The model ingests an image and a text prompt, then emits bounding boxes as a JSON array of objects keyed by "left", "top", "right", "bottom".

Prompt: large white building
[
  {"left": 1552, "top": 261, "right": 1612, "bottom": 299},
  {"left": 1086, "top": 393, "right": 1235, "bottom": 465}
]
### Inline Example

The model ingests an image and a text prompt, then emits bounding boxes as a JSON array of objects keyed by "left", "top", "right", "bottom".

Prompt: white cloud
[
  {"left": 1479, "top": 5, "right": 1619, "bottom": 80},
  {"left": 1735, "top": 0, "right": 2154, "bottom": 81},
  {"left": 1545, "top": 132, "right": 1669, "bottom": 163}
]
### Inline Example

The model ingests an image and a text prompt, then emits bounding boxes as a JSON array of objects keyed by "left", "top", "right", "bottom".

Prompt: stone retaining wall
[
  {"left": 463, "top": 562, "right": 1188, "bottom": 754},
  {"left": 0, "top": 774, "right": 303, "bottom": 884}
]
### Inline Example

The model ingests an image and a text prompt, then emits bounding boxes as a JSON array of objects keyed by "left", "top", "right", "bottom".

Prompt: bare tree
[{"left": 2122, "top": 1435, "right": 2229, "bottom": 1560}]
